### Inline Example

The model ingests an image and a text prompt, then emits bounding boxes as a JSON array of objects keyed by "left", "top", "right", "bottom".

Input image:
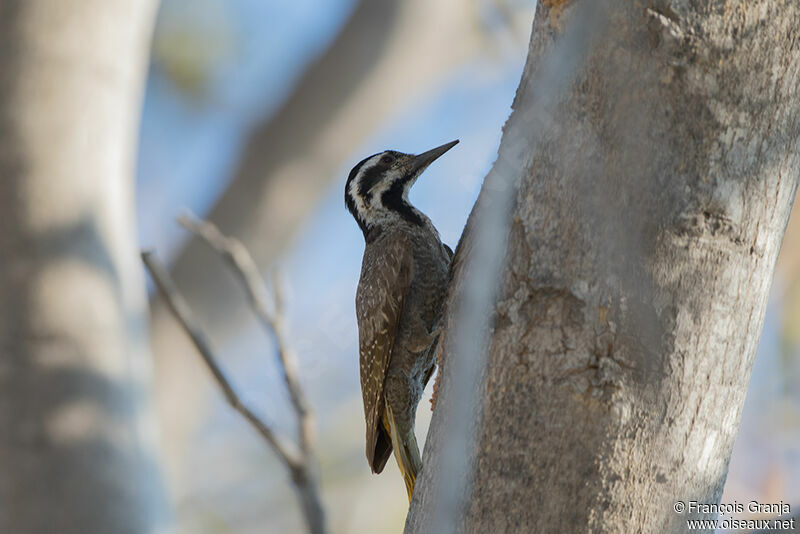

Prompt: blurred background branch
[
  {"left": 143, "top": 215, "right": 326, "bottom": 534},
  {"left": 142, "top": 251, "right": 303, "bottom": 466},
  {"left": 177, "top": 212, "right": 314, "bottom": 456}
]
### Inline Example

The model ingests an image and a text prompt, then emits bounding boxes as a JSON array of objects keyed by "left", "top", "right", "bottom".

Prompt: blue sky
[{"left": 136, "top": 0, "right": 357, "bottom": 260}]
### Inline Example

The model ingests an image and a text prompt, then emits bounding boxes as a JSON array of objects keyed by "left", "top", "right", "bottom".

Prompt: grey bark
[
  {"left": 407, "top": 1, "right": 800, "bottom": 533},
  {"left": 0, "top": 2, "right": 168, "bottom": 533}
]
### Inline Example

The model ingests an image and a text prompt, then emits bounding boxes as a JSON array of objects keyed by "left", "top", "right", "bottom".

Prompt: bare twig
[
  {"left": 177, "top": 212, "right": 314, "bottom": 453},
  {"left": 142, "top": 249, "right": 326, "bottom": 534},
  {"left": 141, "top": 251, "right": 301, "bottom": 467}
]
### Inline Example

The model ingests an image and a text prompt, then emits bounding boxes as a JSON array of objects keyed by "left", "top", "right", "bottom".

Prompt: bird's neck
[{"left": 363, "top": 203, "right": 437, "bottom": 244}]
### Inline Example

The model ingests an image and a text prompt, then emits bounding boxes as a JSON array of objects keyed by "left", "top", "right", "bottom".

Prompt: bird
[{"left": 345, "top": 140, "right": 457, "bottom": 502}]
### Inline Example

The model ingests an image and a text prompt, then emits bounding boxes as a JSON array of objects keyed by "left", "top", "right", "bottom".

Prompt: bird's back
[
  {"left": 360, "top": 223, "right": 449, "bottom": 357},
  {"left": 355, "top": 223, "right": 450, "bottom": 472}
]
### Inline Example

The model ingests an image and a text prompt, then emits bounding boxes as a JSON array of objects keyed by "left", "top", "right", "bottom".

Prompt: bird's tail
[{"left": 384, "top": 403, "right": 422, "bottom": 502}]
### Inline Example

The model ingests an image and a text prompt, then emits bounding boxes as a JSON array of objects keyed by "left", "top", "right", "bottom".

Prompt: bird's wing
[{"left": 356, "top": 233, "right": 414, "bottom": 473}]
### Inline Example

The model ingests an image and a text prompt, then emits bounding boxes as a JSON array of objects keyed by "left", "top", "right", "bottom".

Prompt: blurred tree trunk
[
  {"left": 0, "top": 2, "right": 167, "bottom": 533},
  {"left": 407, "top": 1, "right": 800, "bottom": 533}
]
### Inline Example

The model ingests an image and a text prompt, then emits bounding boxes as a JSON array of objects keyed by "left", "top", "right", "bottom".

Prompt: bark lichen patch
[
  {"left": 672, "top": 209, "right": 745, "bottom": 248},
  {"left": 497, "top": 283, "right": 637, "bottom": 405},
  {"left": 644, "top": 5, "right": 687, "bottom": 42},
  {"left": 541, "top": 0, "right": 571, "bottom": 9},
  {"left": 541, "top": 0, "right": 573, "bottom": 30},
  {"left": 556, "top": 305, "right": 633, "bottom": 406}
]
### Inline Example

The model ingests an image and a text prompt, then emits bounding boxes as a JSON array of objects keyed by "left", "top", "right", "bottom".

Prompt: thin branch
[
  {"left": 177, "top": 212, "right": 314, "bottom": 453},
  {"left": 143, "top": 223, "right": 327, "bottom": 534},
  {"left": 141, "top": 250, "right": 302, "bottom": 470}
]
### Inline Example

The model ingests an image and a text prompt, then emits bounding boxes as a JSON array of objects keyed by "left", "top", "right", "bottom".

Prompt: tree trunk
[
  {"left": 407, "top": 1, "right": 800, "bottom": 533},
  {"left": 0, "top": 2, "right": 167, "bottom": 533}
]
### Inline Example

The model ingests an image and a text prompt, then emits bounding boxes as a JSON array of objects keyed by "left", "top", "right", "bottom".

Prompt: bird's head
[{"left": 345, "top": 140, "right": 458, "bottom": 238}]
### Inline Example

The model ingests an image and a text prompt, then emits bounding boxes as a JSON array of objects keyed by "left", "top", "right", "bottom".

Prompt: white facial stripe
[{"left": 348, "top": 154, "right": 383, "bottom": 221}]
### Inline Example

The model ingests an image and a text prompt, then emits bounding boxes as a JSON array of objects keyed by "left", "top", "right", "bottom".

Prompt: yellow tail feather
[{"left": 384, "top": 404, "right": 422, "bottom": 502}]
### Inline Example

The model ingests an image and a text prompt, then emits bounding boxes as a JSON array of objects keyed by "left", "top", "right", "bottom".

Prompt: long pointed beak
[{"left": 410, "top": 140, "right": 459, "bottom": 174}]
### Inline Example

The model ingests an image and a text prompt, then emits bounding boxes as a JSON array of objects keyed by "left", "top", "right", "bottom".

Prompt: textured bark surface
[
  {"left": 0, "top": 2, "right": 167, "bottom": 533},
  {"left": 407, "top": 1, "right": 800, "bottom": 533}
]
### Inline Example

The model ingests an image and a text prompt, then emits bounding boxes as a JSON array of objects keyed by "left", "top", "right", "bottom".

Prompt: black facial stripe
[
  {"left": 381, "top": 173, "right": 423, "bottom": 227},
  {"left": 357, "top": 164, "right": 385, "bottom": 203}
]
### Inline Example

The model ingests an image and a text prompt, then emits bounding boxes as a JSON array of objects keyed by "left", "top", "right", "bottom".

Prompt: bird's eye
[{"left": 380, "top": 155, "right": 394, "bottom": 164}]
